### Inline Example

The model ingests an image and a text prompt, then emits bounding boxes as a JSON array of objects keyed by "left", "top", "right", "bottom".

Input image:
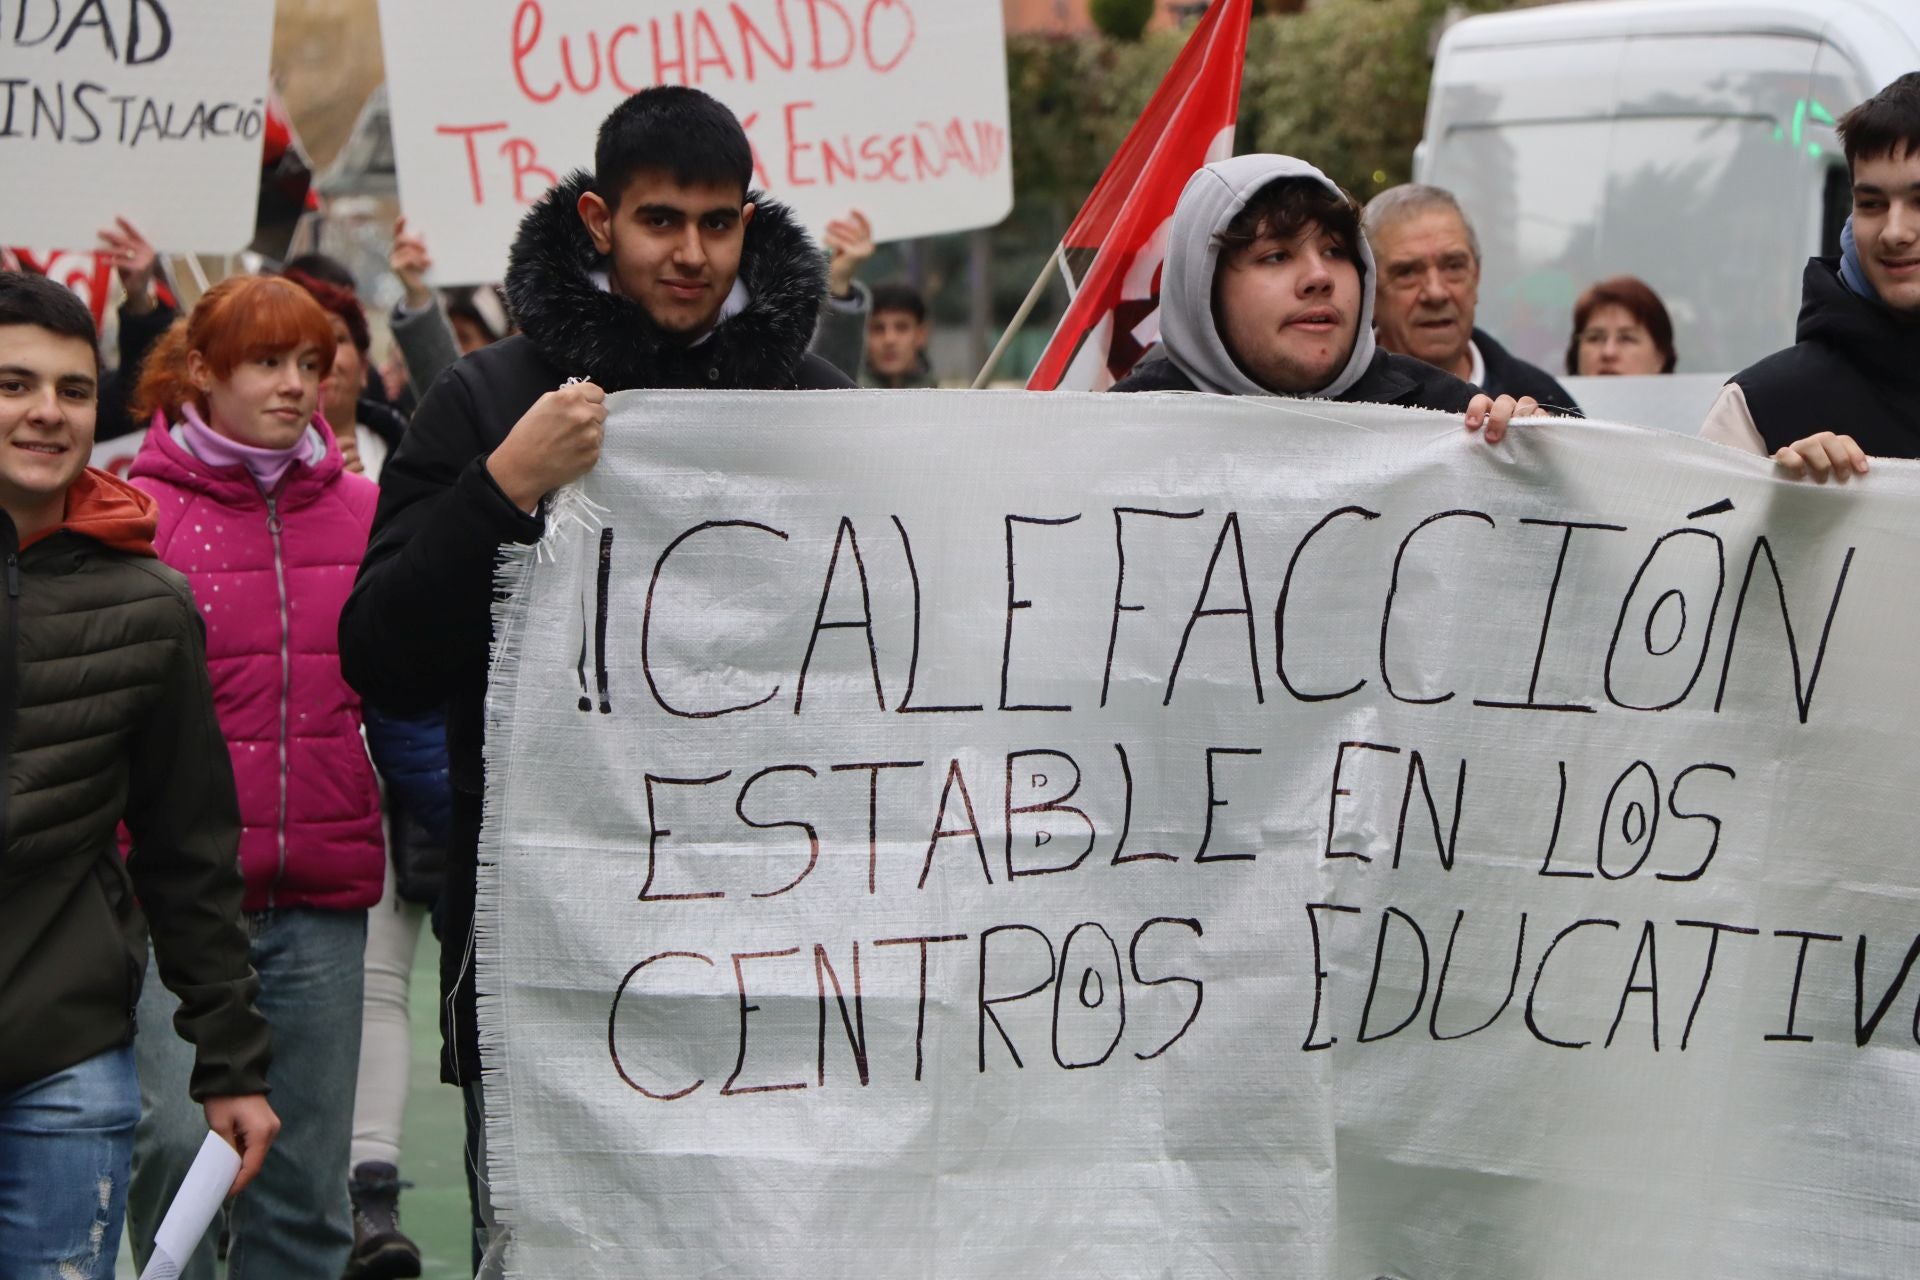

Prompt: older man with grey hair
[{"left": 1363, "top": 183, "right": 1580, "bottom": 413}]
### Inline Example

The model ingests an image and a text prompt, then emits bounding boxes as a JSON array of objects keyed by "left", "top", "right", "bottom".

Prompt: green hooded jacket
[{"left": 1, "top": 471, "right": 269, "bottom": 1100}]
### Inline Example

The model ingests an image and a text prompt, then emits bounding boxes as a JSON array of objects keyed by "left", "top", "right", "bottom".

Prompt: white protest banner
[
  {"left": 0, "top": 1, "right": 276, "bottom": 253},
  {"left": 479, "top": 392, "right": 1920, "bottom": 1278},
  {"left": 87, "top": 427, "right": 142, "bottom": 476},
  {"left": 376, "top": 0, "right": 1012, "bottom": 284}
]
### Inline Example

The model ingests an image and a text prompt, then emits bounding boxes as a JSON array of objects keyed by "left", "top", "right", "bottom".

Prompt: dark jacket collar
[
  {"left": 1115, "top": 348, "right": 1473, "bottom": 413},
  {"left": 1472, "top": 327, "right": 1517, "bottom": 372},
  {"left": 1796, "top": 257, "right": 1920, "bottom": 394},
  {"left": 865, "top": 356, "right": 936, "bottom": 390},
  {"left": 356, "top": 395, "right": 410, "bottom": 453},
  {"left": 1345, "top": 350, "right": 1477, "bottom": 412},
  {"left": 504, "top": 171, "right": 828, "bottom": 392},
  {"left": 1349, "top": 348, "right": 1419, "bottom": 404}
]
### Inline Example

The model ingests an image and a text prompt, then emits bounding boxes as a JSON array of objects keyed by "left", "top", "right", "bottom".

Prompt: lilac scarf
[{"left": 175, "top": 403, "right": 319, "bottom": 492}]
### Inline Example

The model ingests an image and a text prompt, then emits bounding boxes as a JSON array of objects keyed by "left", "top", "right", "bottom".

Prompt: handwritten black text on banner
[{"left": 477, "top": 392, "right": 1920, "bottom": 1278}]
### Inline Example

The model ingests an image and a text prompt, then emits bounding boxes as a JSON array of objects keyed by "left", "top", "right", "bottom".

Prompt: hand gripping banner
[{"left": 478, "top": 390, "right": 1920, "bottom": 1277}]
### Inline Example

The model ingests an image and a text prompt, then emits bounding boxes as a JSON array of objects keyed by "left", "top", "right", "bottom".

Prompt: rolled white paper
[{"left": 137, "top": 1130, "right": 242, "bottom": 1280}]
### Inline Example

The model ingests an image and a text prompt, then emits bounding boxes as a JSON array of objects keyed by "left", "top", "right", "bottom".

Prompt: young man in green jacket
[{"left": 0, "top": 272, "right": 277, "bottom": 1278}]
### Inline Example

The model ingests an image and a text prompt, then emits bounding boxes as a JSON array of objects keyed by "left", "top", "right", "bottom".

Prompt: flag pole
[{"left": 972, "top": 246, "right": 1064, "bottom": 389}]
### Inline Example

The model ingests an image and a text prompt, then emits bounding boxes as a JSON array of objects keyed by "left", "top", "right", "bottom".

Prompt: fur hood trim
[{"left": 503, "top": 170, "right": 828, "bottom": 391}]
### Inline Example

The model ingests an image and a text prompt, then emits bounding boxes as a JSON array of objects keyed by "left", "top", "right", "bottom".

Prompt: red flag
[{"left": 1026, "top": 0, "right": 1254, "bottom": 391}]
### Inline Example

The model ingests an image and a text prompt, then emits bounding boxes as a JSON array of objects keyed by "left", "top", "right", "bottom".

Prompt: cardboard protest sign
[
  {"left": 479, "top": 392, "right": 1920, "bottom": 1277},
  {"left": 0, "top": 1, "right": 277, "bottom": 253},
  {"left": 376, "top": 0, "right": 1013, "bottom": 284}
]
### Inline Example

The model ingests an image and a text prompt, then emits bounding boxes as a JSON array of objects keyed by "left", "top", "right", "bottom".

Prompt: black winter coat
[
  {"left": 357, "top": 395, "right": 411, "bottom": 458},
  {"left": 1731, "top": 258, "right": 1920, "bottom": 458},
  {"left": 1112, "top": 347, "right": 1479, "bottom": 413},
  {"left": 338, "top": 172, "right": 851, "bottom": 1083},
  {"left": 1473, "top": 328, "right": 1582, "bottom": 416}
]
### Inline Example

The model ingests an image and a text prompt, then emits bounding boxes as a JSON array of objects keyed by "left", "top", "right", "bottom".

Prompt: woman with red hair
[
  {"left": 1567, "top": 276, "right": 1678, "bottom": 376},
  {"left": 120, "top": 274, "right": 383, "bottom": 1279}
]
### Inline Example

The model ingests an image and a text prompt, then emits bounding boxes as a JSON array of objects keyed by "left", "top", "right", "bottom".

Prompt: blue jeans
[
  {"left": 0, "top": 1044, "right": 140, "bottom": 1280},
  {"left": 128, "top": 907, "right": 367, "bottom": 1280}
]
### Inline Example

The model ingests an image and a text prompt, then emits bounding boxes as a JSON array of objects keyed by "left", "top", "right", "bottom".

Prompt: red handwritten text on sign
[
  {"left": 432, "top": 0, "right": 1002, "bottom": 212},
  {"left": 509, "top": 0, "right": 918, "bottom": 101},
  {"left": 380, "top": 0, "right": 1010, "bottom": 283}
]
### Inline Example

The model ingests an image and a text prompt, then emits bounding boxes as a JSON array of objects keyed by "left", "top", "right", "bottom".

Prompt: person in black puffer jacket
[
  {"left": 337, "top": 84, "right": 851, "bottom": 1274},
  {"left": 1701, "top": 73, "right": 1920, "bottom": 477}
]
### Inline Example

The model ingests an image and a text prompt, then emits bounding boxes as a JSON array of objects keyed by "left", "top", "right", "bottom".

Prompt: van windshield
[{"left": 1432, "top": 114, "right": 1807, "bottom": 374}]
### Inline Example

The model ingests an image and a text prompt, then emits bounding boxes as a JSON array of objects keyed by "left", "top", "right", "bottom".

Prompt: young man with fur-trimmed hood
[
  {"left": 337, "top": 84, "right": 851, "bottom": 1271},
  {"left": 1114, "top": 155, "right": 1540, "bottom": 443}
]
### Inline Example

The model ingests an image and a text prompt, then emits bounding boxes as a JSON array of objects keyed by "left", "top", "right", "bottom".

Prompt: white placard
[
  {"left": 0, "top": 1, "right": 276, "bottom": 254},
  {"left": 479, "top": 392, "right": 1920, "bottom": 1277},
  {"left": 377, "top": 0, "right": 1013, "bottom": 284}
]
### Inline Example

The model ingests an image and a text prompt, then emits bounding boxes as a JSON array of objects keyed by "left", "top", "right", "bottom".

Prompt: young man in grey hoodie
[{"left": 1114, "top": 155, "right": 1539, "bottom": 443}]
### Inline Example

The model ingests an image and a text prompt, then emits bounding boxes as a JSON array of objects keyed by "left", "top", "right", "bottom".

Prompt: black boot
[{"left": 345, "top": 1161, "right": 422, "bottom": 1279}]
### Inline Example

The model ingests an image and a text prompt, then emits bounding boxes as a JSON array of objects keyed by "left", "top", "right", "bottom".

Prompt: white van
[{"left": 1416, "top": 0, "right": 1920, "bottom": 420}]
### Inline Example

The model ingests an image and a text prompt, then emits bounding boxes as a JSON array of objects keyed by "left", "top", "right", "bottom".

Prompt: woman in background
[{"left": 1568, "top": 276, "right": 1677, "bottom": 376}]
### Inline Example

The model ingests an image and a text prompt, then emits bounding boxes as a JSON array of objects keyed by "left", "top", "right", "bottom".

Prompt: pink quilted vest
[{"left": 129, "top": 413, "right": 383, "bottom": 912}]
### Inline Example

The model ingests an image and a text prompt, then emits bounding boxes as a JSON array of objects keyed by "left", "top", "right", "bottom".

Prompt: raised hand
[
  {"left": 97, "top": 216, "right": 159, "bottom": 314},
  {"left": 822, "top": 209, "right": 875, "bottom": 300},
  {"left": 390, "top": 215, "right": 435, "bottom": 309}
]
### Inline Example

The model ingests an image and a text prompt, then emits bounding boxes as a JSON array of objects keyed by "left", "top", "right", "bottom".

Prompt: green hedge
[{"left": 1091, "top": 0, "right": 1158, "bottom": 41}]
